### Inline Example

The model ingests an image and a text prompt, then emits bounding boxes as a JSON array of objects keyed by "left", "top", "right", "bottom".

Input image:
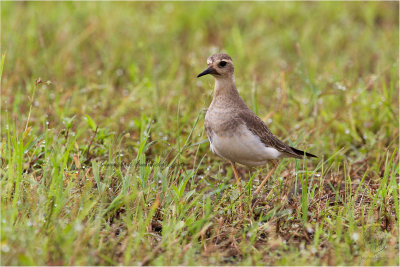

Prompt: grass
[{"left": 1, "top": 1, "right": 399, "bottom": 265}]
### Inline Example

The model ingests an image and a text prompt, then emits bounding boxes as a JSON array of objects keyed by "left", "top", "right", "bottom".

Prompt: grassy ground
[{"left": 1, "top": 2, "right": 399, "bottom": 265}]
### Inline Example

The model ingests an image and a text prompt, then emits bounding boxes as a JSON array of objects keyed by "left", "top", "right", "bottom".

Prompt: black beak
[{"left": 197, "top": 67, "right": 218, "bottom": 78}]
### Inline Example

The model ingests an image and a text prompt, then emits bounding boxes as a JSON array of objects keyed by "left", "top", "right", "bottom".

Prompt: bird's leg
[
  {"left": 231, "top": 161, "right": 244, "bottom": 213},
  {"left": 254, "top": 160, "right": 279, "bottom": 195}
]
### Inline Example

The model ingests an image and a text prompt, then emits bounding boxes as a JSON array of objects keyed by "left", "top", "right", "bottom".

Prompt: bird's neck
[
  {"left": 213, "top": 76, "right": 238, "bottom": 97},
  {"left": 212, "top": 76, "right": 248, "bottom": 109}
]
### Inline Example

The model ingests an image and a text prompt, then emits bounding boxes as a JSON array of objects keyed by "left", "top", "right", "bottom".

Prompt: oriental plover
[{"left": 197, "top": 53, "right": 317, "bottom": 200}]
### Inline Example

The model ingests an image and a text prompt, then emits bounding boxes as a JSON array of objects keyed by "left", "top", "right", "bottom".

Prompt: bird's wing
[{"left": 237, "top": 110, "right": 300, "bottom": 158}]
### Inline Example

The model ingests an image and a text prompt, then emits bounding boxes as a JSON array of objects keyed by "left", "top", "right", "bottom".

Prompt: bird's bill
[{"left": 197, "top": 67, "right": 218, "bottom": 78}]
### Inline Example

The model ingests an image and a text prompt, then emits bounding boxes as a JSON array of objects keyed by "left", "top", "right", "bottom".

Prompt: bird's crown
[{"left": 207, "top": 53, "right": 233, "bottom": 65}]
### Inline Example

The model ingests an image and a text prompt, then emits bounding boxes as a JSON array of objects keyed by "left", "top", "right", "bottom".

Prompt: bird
[{"left": 197, "top": 53, "right": 317, "bottom": 199}]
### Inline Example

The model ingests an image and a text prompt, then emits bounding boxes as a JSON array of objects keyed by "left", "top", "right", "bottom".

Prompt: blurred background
[{"left": 2, "top": 3, "right": 398, "bottom": 151}]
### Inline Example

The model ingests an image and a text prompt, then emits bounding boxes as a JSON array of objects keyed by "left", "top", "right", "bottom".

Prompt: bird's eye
[{"left": 219, "top": 61, "right": 227, "bottom": 67}]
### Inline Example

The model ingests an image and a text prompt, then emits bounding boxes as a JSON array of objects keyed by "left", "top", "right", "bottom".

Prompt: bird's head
[{"left": 197, "top": 53, "right": 234, "bottom": 79}]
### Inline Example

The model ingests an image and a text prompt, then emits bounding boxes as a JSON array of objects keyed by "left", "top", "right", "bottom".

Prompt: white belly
[{"left": 209, "top": 124, "right": 281, "bottom": 166}]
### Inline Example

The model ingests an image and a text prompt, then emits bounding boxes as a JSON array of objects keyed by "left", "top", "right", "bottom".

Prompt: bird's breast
[{"left": 204, "top": 111, "right": 282, "bottom": 166}]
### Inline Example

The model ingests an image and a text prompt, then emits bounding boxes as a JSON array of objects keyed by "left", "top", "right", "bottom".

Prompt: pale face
[
  {"left": 208, "top": 59, "right": 234, "bottom": 78},
  {"left": 197, "top": 53, "right": 235, "bottom": 79}
]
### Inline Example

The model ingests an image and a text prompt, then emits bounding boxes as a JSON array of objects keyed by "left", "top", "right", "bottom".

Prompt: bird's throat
[
  {"left": 212, "top": 76, "right": 248, "bottom": 110},
  {"left": 213, "top": 76, "right": 238, "bottom": 98}
]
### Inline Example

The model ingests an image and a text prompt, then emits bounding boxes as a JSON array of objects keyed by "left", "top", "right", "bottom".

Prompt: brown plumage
[
  {"left": 198, "top": 53, "right": 316, "bottom": 167},
  {"left": 237, "top": 111, "right": 311, "bottom": 159},
  {"left": 198, "top": 53, "right": 317, "bottom": 196}
]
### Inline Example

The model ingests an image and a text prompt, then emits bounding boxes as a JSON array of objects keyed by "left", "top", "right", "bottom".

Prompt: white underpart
[{"left": 209, "top": 124, "right": 282, "bottom": 167}]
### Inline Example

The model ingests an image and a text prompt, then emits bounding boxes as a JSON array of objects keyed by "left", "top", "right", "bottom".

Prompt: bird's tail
[{"left": 290, "top": 146, "right": 317, "bottom": 158}]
